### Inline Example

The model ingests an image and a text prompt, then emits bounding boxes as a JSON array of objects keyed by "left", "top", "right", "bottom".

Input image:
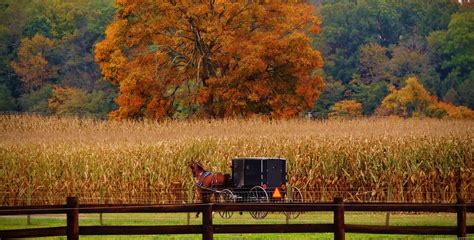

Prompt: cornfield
[{"left": 0, "top": 114, "right": 472, "bottom": 206}]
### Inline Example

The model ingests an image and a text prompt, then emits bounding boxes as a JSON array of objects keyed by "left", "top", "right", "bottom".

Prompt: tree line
[
  {"left": 312, "top": 0, "right": 473, "bottom": 119},
  {"left": 0, "top": 0, "right": 116, "bottom": 117},
  {"left": 0, "top": 0, "right": 472, "bottom": 119}
]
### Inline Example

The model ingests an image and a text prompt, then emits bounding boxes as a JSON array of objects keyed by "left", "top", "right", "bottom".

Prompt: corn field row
[{"left": 0, "top": 115, "right": 472, "bottom": 206}]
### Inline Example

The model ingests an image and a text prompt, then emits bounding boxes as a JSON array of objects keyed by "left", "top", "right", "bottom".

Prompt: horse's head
[{"left": 189, "top": 161, "right": 204, "bottom": 178}]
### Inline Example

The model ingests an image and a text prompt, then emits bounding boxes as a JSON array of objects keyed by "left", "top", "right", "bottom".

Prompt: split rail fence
[{"left": 0, "top": 197, "right": 472, "bottom": 240}]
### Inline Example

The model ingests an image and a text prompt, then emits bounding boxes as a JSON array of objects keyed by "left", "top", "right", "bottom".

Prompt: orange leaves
[
  {"left": 11, "top": 34, "right": 58, "bottom": 92},
  {"left": 95, "top": 0, "right": 324, "bottom": 120},
  {"left": 296, "top": 76, "right": 324, "bottom": 108},
  {"left": 94, "top": 39, "right": 126, "bottom": 85},
  {"left": 429, "top": 101, "right": 474, "bottom": 119},
  {"left": 112, "top": 94, "right": 145, "bottom": 119}
]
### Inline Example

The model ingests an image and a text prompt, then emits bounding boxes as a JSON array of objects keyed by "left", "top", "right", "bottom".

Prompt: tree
[
  {"left": 312, "top": 79, "right": 346, "bottom": 115},
  {"left": 329, "top": 100, "right": 362, "bottom": 119},
  {"left": 48, "top": 86, "right": 88, "bottom": 115},
  {"left": 388, "top": 45, "right": 440, "bottom": 94},
  {"left": 95, "top": 1, "right": 324, "bottom": 120},
  {"left": 315, "top": 1, "right": 372, "bottom": 83},
  {"left": 428, "top": 10, "right": 474, "bottom": 106},
  {"left": 22, "top": 16, "right": 52, "bottom": 39},
  {"left": 53, "top": 0, "right": 116, "bottom": 91},
  {"left": 0, "top": 0, "right": 116, "bottom": 116},
  {"left": 353, "top": 81, "right": 389, "bottom": 115},
  {"left": 11, "top": 34, "right": 58, "bottom": 92},
  {"left": 457, "top": 77, "right": 474, "bottom": 109},
  {"left": 440, "top": 11, "right": 473, "bottom": 77},
  {"left": 426, "top": 101, "right": 474, "bottom": 119},
  {"left": 376, "top": 77, "right": 432, "bottom": 117},
  {"left": 396, "top": 0, "right": 458, "bottom": 37},
  {"left": 0, "top": 0, "right": 30, "bottom": 97},
  {"left": 18, "top": 85, "right": 53, "bottom": 113},
  {"left": 315, "top": 0, "right": 458, "bottom": 84},
  {"left": 359, "top": 43, "right": 390, "bottom": 84},
  {"left": 48, "top": 86, "right": 116, "bottom": 116},
  {"left": 377, "top": 76, "right": 474, "bottom": 119},
  {"left": 0, "top": 84, "right": 16, "bottom": 111},
  {"left": 444, "top": 88, "right": 459, "bottom": 105}
]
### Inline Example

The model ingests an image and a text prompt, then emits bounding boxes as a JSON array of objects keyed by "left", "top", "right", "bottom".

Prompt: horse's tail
[{"left": 224, "top": 173, "right": 232, "bottom": 187}]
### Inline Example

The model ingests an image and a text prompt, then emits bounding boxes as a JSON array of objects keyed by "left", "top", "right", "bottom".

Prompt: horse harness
[{"left": 197, "top": 171, "right": 219, "bottom": 187}]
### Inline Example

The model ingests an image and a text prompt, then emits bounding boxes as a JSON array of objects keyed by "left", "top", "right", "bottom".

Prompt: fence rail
[{"left": 0, "top": 197, "right": 472, "bottom": 240}]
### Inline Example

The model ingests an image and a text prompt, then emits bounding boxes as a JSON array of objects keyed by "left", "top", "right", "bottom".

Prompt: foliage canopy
[{"left": 95, "top": 1, "right": 324, "bottom": 120}]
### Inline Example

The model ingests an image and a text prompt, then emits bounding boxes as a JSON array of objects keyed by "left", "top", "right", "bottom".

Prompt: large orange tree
[{"left": 95, "top": 0, "right": 324, "bottom": 120}]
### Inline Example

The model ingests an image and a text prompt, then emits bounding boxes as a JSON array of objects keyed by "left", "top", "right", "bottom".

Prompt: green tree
[
  {"left": 353, "top": 81, "right": 389, "bottom": 115},
  {"left": 18, "top": 85, "right": 53, "bottom": 113},
  {"left": 0, "top": 0, "right": 30, "bottom": 97},
  {"left": 440, "top": 11, "right": 474, "bottom": 76},
  {"left": 0, "top": 84, "right": 16, "bottom": 111},
  {"left": 313, "top": 79, "right": 346, "bottom": 115},
  {"left": 444, "top": 88, "right": 459, "bottom": 105},
  {"left": 2, "top": 0, "right": 117, "bottom": 116},
  {"left": 315, "top": 1, "right": 375, "bottom": 83},
  {"left": 388, "top": 45, "right": 440, "bottom": 95},
  {"left": 428, "top": 10, "right": 474, "bottom": 107},
  {"left": 315, "top": 0, "right": 458, "bottom": 84},
  {"left": 359, "top": 43, "right": 390, "bottom": 84},
  {"left": 458, "top": 77, "right": 474, "bottom": 109},
  {"left": 396, "top": 0, "right": 458, "bottom": 37},
  {"left": 22, "top": 16, "right": 52, "bottom": 38}
]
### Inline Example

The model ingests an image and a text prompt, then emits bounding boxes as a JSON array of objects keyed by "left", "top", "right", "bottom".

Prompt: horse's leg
[
  {"left": 195, "top": 189, "right": 201, "bottom": 218},
  {"left": 212, "top": 192, "right": 217, "bottom": 217},
  {"left": 197, "top": 188, "right": 212, "bottom": 218}
]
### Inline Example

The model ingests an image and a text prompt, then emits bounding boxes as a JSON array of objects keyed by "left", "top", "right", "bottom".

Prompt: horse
[{"left": 190, "top": 162, "right": 231, "bottom": 217}]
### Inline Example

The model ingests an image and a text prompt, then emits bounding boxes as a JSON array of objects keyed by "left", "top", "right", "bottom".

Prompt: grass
[
  {"left": 1, "top": 212, "right": 473, "bottom": 239},
  {"left": 1, "top": 115, "right": 473, "bottom": 238}
]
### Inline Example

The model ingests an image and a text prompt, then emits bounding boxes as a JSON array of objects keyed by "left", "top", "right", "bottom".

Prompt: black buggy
[{"left": 213, "top": 157, "right": 303, "bottom": 219}]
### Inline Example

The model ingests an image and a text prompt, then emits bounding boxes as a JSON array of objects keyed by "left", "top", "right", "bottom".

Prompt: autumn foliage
[
  {"left": 11, "top": 34, "right": 58, "bottom": 93},
  {"left": 427, "top": 101, "right": 474, "bottom": 119},
  {"left": 329, "top": 100, "right": 362, "bottom": 119},
  {"left": 377, "top": 77, "right": 474, "bottom": 119},
  {"left": 95, "top": 0, "right": 324, "bottom": 120}
]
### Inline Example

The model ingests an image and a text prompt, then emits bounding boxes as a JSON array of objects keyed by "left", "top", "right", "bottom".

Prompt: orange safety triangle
[{"left": 272, "top": 187, "right": 282, "bottom": 198}]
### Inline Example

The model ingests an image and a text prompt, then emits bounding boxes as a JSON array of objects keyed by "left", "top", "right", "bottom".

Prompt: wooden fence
[{"left": 0, "top": 197, "right": 472, "bottom": 240}]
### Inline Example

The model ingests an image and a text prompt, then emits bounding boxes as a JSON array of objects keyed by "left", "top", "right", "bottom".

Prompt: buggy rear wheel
[
  {"left": 284, "top": 186, "right": 303, "bottom": 219},
  {"left": 248, "top": 186, "right": 269, "bottom": 219},
  {"left": 218, "top": 189, "right": 235, "bottom": 219}
]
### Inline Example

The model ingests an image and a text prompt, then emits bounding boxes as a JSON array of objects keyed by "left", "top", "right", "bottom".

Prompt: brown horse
[
  {"left": 190, "top": 162, "right": 231, "bottom": 217},
  {"left": 190, "top": 162, "right": 230, "bottom": 197}
]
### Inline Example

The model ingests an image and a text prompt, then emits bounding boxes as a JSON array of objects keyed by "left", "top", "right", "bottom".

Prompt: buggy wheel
[
  {"left": 248, "top": 186, "right": 269, "bottom": 219},
  {"left": 218, "top": 189, "right": 235, "bottom": 219},
  {"left": 284, "top": 186, "right": 303, "bottom": 219}
]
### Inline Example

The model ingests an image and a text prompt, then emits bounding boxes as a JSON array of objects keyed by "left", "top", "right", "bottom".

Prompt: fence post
[
  {"left": 187, "top": 187, "right": 193, "bottom": 225},
  {"left": 27, "top": 162, "right": 33, "bottom": 225},
  {"left": 67, "top": 196, "right": 79, "bottom": 240},
  {"left": 202, "top": 203, "right": 213, "bottom": 240},
  {"left": 99, "top": 186, "right": 104, "bottom": 225},
  {"left": 334, "top": 197, "right": 345, "bottom": 240},
  {"left": 457, "top": 198, "right": 466, "bottom": 238},
  {"left": 385, "top": 185, "right": 392, "bottom": 226}
]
